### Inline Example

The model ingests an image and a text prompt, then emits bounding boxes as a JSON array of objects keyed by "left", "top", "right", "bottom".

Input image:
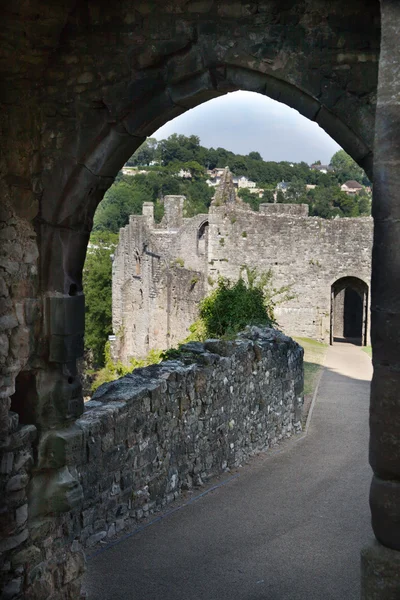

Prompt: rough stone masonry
[
  {"left": 11, "top": 327, "right": 302, "bottom": 598},
  {"left": 2, "top": 1, "right": 400, "bottom": 598}
]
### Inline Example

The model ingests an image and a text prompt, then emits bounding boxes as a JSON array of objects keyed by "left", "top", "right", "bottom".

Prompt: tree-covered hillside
[{"left": 93, "top": 135, "right": 371, "bottom": 232}]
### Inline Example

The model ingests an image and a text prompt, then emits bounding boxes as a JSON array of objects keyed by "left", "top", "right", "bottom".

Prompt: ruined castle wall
[
  {"left": 208, "top": 205, "right": 373, "bottom": 343},
  {"left": 112, "top": 200, "right": 373, "bottom": 361},
  {"left": 112, "top": 207, "right": 207, "bottom": 361},
  {"left": 38, "top": 328, "right": 302, "bottom": 558}
]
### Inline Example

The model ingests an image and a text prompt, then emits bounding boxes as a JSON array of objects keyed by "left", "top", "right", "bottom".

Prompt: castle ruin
[{"left": 112, "top": 169, "right": 373, "bottom": 362}]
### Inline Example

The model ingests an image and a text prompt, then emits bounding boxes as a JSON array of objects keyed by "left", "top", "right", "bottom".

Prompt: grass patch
[
  {"left": 362, "top": 346, "right": 372, "bottom": 357},
  {"left": 293, "top": 337, "right": 328, "bottom": 398}
]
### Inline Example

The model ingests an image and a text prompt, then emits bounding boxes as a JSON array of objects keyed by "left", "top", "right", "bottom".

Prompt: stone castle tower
[{"left": 111, "top": 169, "right": 373, "bottom": 362}]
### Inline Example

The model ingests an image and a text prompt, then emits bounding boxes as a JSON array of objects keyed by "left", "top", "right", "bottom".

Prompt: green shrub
[
  {"left": 173, "top": 257, "right": 185, "bottom": 267},
  {"left": 198, "top": 266, "right": 294, "bottom": 339},
  {"left": 92, "top": 343, "right": 163, "bottom": 391}
]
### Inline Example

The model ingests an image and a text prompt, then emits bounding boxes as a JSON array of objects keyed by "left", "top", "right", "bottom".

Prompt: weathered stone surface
[
  {"left": 0, "top": 2, "right": 390, "bottom": 599},
  {"left": 0, "top": 528, "right": 28, "bottom": 552},
  {"left": 62, "top": 328, "right": 303, "bottom": 554},
  {"left": 6, "top": 474, "right": 29, "bottom": 492}
]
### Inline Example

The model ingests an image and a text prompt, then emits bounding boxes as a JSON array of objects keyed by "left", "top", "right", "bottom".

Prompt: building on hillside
[
  {"left": 341, "top": 180, "right": 364, "bottom": 194},
  {"left": 310, "top": 164, "right": 334, "bottom": 173},
  {"left": 111, "top": 168, "right": 373, "bottom": 363},
  {"left": 276, "top": 181, "right": 291, "bottom": 193},
  {"left": 233, "top": 175, "right": 257, "bottom": 189},
  {"left": 177, "top": 169, "right": 192, "bottom": 178},
  {"left": 122, "top": 167, "right": 149, "bottom": 176}
]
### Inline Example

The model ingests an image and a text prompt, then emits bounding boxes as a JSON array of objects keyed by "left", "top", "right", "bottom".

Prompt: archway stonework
[{"left": 2, "top": 1, "right": 400, "bottom": 599}]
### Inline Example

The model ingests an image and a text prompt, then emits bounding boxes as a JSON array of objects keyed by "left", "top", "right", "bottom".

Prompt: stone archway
[
  {"left": 3, "top": 2, "right": 400, "bottom": 599},
  {"left": 331, "top": 277, "right": 369, "bottom": 346}
]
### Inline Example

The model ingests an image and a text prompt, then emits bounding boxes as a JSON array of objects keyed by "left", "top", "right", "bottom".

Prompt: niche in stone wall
[
  {"left": 331, "top": 277, "right": 368, "bottom": 346},
  {"left": 10, "top": 370, "right": 38, "bottom": 425},
  {"left": 197, "top": 221, "right": 209, "bottom": 256}
]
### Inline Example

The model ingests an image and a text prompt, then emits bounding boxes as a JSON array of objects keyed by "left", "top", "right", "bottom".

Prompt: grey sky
[{"left": 153, "top": 91, "right": 341, "bottom": 165}]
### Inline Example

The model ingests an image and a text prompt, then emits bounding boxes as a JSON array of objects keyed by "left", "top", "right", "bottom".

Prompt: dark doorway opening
[{"left": 330, "top": 277, "right": 368, "bottom": 346}]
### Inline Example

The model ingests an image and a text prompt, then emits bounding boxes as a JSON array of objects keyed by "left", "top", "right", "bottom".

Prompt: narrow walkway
[{"left": 83, "top": 344, "right": 373, "bottom": 600}]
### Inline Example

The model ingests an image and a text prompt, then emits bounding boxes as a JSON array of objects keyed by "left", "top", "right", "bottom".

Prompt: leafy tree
[
  {"left": 276, "top": 190, "right": 285, "bottom": 203},
  {"left": 127, "top": 138, "right": 158, "bottom": 166},
  {"left": 238, "top": 188, "right": 261, "bottom": 211},
  {"left": 83, "top": 232, "right": 118, "bottom": 366},
  {"left": 357, "top": 189, "right": 372, "bottom": 216},
  {"left": 183, "top": 160, "right": 205, "bottom": 179},
  {"left": 330, "top": 149, "right": 369, "bottom": 185},
  {"left": 284, "top": 179, "right": 308, "bottom": 204},
  {"left": 248, "top": 151, "right": 263, "bottom": 161},
  {"left": 93, "top": 182, "right": 144, "bottom": 232},
  {"left": 261, "top": 189, "right": 275, "bottom": 203}
]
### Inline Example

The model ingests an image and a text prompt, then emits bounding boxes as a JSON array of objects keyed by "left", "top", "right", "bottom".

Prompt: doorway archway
[{"left": 331, "top": 276, "right": 368, "bottom": 346}]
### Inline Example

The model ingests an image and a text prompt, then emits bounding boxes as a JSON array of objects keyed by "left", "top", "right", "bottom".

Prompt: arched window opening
[
  {"left": 330, "top": 277, "right": 368, "bottom": 346},
  {"left": 197, "top": 221, "right": 209, "bottom": 256}
]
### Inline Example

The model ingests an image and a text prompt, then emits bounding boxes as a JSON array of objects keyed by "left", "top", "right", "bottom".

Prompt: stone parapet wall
[
  {"left": 14, "top": 328, "right": 302, "bottom": 598},
  {"left": 23, "top": 328, "right": 301, "bottom": 597},
  {"left": 75, "top": 328, "right": 302, "bottom": 547}
]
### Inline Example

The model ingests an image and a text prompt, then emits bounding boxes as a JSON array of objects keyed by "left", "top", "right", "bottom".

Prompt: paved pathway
[{"left": 83, "top": 343, "right": 373, "bottom": 600}]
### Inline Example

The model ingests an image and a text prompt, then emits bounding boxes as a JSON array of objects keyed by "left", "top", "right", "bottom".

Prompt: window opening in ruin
[
  {"left": 331, "top": 277, "right": 368, "bottom": 346},
  {"left": 197, "top": 221, "right": 209, "bottom": 256}
]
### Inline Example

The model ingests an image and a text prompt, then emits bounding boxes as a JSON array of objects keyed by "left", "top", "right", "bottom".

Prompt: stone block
[
  {"left": 0, "top": 277, "right": 8, "bottom": 298},
  {"left": 361, "top": 540, "right": 400, "bottom": 599},
  {"left": 1, "top": 577, "right": 23, "bottom": 600},
  {"left": 10, "top": 326, "right": 30, "bottom": 361},
  {"left": 47, "top": 295, "right": 85, "bottom": 337},
  {"left": 38, "top": 425, "right": 85, "bottom": 470},
  {"left": 0, "top": 333, "right": 9, "bottom": 357},
  {"left": 14, "top": 449, "right": 34, "bottom": 472},
  {"left": 370, "top": 476, "right": 400, "bottom": 551},
  {"left": 11, "top": 544, "right": 42, "bottom": 567},
  {"left": 6, "top": 474, "right": 29, "bottom": 492},
  {"left": 63, "top": 550, "right": 85, "bottom": 585},
  {"left": 1, "top": 452, "right": 14, "bottom": 474},
  {"left": 86, "top": 531, "right": 106, "bottom": 547},
  {"left": 7, "top": 425, "right": 36, "bottom": 450},
  {"left": 15, "top": 503, "right": 28, "bottom": 527},
  {"left": 0, "top": 528, "right": 28, "bottom": 552},
  {"left": 168, "top": 71, "right": 218, "bottom": 109},
  {"left": 29, "top": 467, "right": 83, "bottom": 518},
  {"left": 0, "top": 314, "right": 18, "bottom": 332},
  {"left": 49, "top": 333, "right": 84, "bottom": 363}
]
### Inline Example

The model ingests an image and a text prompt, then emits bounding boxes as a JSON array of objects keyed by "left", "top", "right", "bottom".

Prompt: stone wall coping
[{"left": 85, "top": 327, "right": 300, "bottom": 419}]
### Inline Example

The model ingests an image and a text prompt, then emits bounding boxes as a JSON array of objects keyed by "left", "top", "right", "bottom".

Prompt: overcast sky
[{"left": 153, "top": 90, "right": 341, "bottom": 165}]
